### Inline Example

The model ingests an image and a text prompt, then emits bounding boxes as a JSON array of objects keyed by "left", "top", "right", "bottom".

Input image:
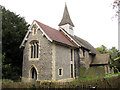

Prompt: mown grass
[
  {"left": 110, "top": 72, "right": 119, "bottom": 75},
  {"left": 105, "top": 75, "right": 113, "bottom": 78},
  {"left": 104, "top": 72, "right": 120, "bottom": 78}
]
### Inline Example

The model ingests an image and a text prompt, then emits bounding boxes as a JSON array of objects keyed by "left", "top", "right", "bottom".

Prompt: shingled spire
[{"left": 59, "top": 4, "right": 74, "bottom": 27}]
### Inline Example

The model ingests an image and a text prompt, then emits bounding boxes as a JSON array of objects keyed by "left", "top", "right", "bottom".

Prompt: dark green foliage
[
  {"left": 0, "top": 6, "right": 2, "bottom": 80},
  {"left": 109, "top": 47, "right": 119, "bottom": 60},
  {"left": 2, "top": 6, "right": 29, "bottom": 80},
  {"left": 2, "top": 79, "right": 13, "bottom": 82},
  {"left": 109, "top": 47, "right": 120, "bottom": 71}
]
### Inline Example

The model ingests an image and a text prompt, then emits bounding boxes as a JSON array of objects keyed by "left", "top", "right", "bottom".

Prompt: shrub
[
  {"left": 2, "top": 79, "right": 13, "bottom": 82},
  {"left": 110, "top": 72, "right": 114, "bottom": 75},
  {"left": 2, "top": 77, "right": 120, "bottom": 88}
]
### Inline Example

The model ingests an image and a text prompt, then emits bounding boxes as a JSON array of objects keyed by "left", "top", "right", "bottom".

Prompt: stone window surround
[
  {"left": 29, "top": 40, "right": 40, "bottom": 60},
  {"left": 58, "top": 68, "right": 63, "bottom": 76}
]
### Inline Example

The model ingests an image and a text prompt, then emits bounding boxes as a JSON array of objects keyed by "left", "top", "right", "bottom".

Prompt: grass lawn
[{"left": 105, "top": 72, "right": 120, "bottom": 78}]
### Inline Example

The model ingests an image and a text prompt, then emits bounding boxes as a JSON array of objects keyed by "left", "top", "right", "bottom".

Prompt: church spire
[{"left": 58, "top": 4, "right": 74, "bottom": 27}]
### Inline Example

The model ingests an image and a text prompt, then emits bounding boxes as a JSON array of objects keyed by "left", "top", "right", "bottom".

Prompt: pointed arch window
[{"left": 30, "top": 40, "right": 39, "bottom": 60}]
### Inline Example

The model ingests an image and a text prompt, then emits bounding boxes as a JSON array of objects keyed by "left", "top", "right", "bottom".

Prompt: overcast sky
[{"left": 0, "top": 0, "right": 118, "bottom": 49}]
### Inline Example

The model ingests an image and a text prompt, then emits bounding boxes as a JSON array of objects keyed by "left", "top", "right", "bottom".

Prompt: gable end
[{"left": 19, "top": 20, "right": 53, "bottom": 48}]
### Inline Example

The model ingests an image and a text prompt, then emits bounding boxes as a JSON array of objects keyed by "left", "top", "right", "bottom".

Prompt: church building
[{"left": 20, "top": 4, "right": 110, "bottom": 82}]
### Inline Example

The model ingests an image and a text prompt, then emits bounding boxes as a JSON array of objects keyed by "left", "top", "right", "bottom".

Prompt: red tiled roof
[{"left": 35, "top": 20, "right": 77, "bottom": 47}]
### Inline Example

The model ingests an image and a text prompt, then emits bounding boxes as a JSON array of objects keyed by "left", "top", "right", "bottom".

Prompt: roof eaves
[{"left": 19, "top": 28, "right": 31, "bottom": 48}]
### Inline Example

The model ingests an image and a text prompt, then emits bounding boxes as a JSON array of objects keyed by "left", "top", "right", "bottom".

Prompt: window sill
[
  {"left": 58, "top": 75, "right": 63, "bottom": 76},
  {"left": 29, "top": 58, "right": 39, "bottom": 60}
]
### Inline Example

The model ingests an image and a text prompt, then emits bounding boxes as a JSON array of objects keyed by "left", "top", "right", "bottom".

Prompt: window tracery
[{"left": 30, "top": 40, "right": 39, "bottom": 60}]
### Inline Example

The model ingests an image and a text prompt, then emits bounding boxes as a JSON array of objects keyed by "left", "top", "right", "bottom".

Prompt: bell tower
[{"left": 58, "top": 4, "right": 74, "bottom": 36}]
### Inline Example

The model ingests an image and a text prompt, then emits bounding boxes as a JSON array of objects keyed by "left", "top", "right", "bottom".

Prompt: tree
[
  {"left": 108, "top": 47, "right": 120, "bottom": 70},
  {"left": 109, "top": 47, "right": 119, "bottom": 60},
  {"left": 113, "top": 0, "right": 120, "bottom": 54},
  {"left": 110, "top": 47, "right": 120, "bottom": 71},
  {"left": 2, "top": 6, "right": 29, "bottom": 80},
  {"left": 96, "top": 45, "right": 108, "bottom": 54},
  {"left": 113, "top": 0, "right": 120, "bottom": 16},
  {"left": 0, "top": 6, "right": 2, "bottom": 79}
]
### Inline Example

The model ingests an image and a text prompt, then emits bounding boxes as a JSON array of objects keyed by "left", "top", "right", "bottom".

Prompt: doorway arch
[
  {"left": 31, "top": 67, "right": 37, "bottom": 80},
  {"left": 29, "top": 65, "right": 38, "bottom": 80}
]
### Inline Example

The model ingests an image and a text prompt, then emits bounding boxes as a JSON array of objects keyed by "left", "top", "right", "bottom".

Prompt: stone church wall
[
  {"left": 22, "top": 30, "right": 52, "bottom": 81},
  {"left": 55, "top": 44, "right": 71, "bottom": 80}
]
